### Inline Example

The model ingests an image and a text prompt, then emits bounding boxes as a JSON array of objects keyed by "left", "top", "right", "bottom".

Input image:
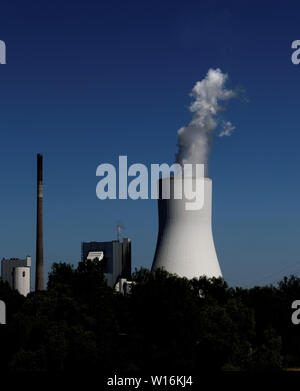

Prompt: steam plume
[{"left": 175, "top": 68, "right": 235, "bottom": 176}]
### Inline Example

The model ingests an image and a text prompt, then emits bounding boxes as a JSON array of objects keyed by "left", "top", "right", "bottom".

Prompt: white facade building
[
  {"left": 0, "top": 300, "right": 5, "bottom": 324},
  {"left": 1, "top": 256, "right": 31, "bottom": 296},
  {"left": 13, "top": 267, "right": 31, "bottom": 297}
]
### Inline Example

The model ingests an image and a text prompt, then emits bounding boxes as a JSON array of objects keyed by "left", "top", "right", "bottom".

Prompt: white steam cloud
[
  {"left": 175, "top": 68, "right": 236, "bottom": 176},
  {"left": 219, "top": 120, "right": 235, "bottom": 137}
]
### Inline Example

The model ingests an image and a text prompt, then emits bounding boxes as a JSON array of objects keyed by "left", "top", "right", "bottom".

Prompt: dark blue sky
[{"left": 0, "top": 0, "right": 300, "bottom": 287}]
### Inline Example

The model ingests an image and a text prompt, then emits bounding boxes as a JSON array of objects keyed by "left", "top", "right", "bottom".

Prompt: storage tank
[
  {"left": 0, "top": 300, "right": 5, "bottom": 324},
  {"left": 152, "top": 177, "right": 222, "bottom": 279},
  {"left": 14, "top": 267, "right": 30, "bottom": 296}
]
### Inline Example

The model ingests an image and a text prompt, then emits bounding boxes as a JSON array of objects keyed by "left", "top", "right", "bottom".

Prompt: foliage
[{"left": 1, "top": 267, "right": 300, "bottom": 372}]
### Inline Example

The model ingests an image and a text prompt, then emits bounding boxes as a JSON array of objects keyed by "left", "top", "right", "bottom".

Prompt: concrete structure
[
  {"left": 115, "top": 278, "right": 135, "bottom": 295},
  {"left": 35, "top": 153, "right": 44, "bottom": 291},
  {"left": 152, "top": 177, "right": 222, "bottom": 279},
  {"left": 0, "top": 300, "right": 5, "bottom": 324},
  {"left": 14, "top": 267, "right": 31, "bottom": 297},
  {"left": 1, "top": 256, "right": 31, "bottom": 296},
  {"left": 81, "top": 238, "right": 131, "bottom": 288}
]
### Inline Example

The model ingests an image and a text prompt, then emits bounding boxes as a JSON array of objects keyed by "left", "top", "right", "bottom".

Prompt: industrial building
[
  {"left": 152, "top": 177, "right": 222, "bottom": 279},
  {"left": 1, "top": 256, "right": 31, "bottom": 296},
  {"left": 115, "top": 278, "right": 135, "bottom": 295},
  {"left": 0, "top": 300, "right": 5, "bottom": 324},
  {"left": 81, "top": 238, "right": 131, "bottom": 288}
]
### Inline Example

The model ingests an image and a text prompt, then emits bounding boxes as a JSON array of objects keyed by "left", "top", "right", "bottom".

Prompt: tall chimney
[{"left": 35, "top": 153, "right": 44, "bottom": 291}]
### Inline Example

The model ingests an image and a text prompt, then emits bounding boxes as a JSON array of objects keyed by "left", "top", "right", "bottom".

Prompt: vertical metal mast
[{"left": 35, "top": 153, "right": 44, "bottom": 291}]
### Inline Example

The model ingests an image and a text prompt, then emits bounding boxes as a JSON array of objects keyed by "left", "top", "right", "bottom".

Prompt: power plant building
[
  {"left": 1, "top": 256, "right": 31, "bottom": 296},
  {"left": 81, "top": 238, "right": 131, "bottom": 288}
]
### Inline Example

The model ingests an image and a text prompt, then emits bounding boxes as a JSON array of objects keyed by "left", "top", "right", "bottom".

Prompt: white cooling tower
[{"left": 152, "top": 177, "right": 222, "bottom": 279}]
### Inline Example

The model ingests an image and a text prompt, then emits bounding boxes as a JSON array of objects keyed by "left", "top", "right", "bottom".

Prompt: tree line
[{"left": 0, "top": 258, "right": 300, "bottom": 372}]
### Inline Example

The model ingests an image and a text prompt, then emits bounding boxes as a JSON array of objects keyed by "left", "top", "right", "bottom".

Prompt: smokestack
[
  {"left": 35, "top": 153, "right": 44, "bottom": 291},
  {"left": 152, "top": 177, "right": 222, "bottom": 279}
]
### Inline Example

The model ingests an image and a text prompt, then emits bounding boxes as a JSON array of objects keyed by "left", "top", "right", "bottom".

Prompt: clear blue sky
[{"left": 0, "top": 0, "right": 300, "bottom": 287}]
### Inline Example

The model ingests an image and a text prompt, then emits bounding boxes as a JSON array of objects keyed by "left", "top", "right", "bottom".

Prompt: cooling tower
[{"left": 152, "top": 177, "right": 222, "bottom": 279}]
